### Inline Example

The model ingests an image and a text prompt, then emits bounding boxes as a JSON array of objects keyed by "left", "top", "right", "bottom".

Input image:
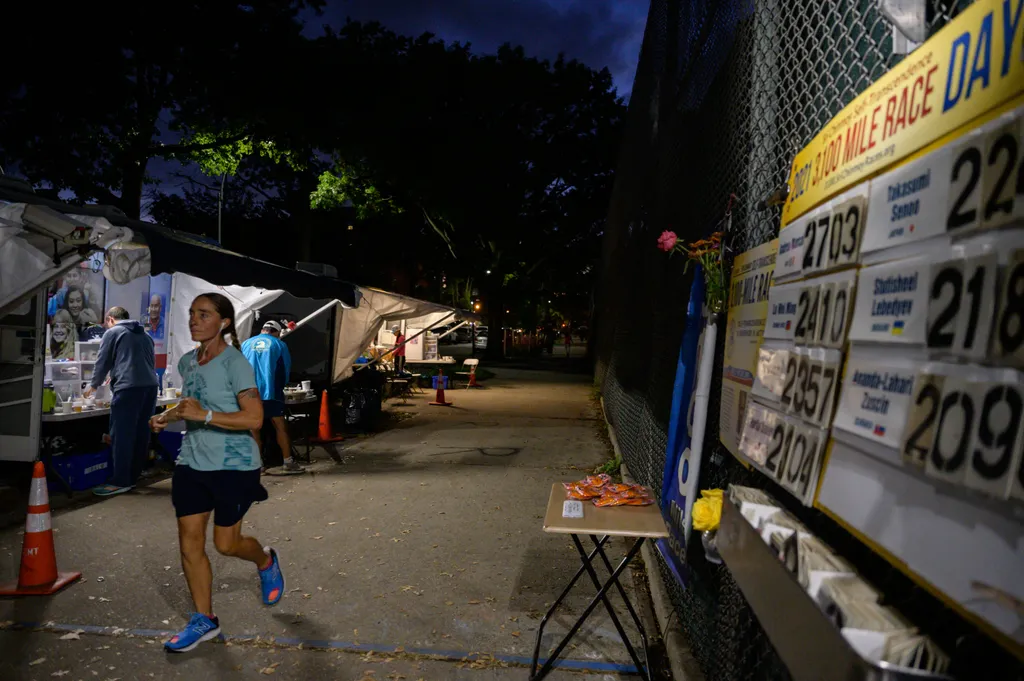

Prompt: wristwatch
[{"left": 205, "top": 410, "right": 213, "bottom": 425}]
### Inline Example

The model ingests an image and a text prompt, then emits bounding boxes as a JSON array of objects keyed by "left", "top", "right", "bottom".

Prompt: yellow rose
[{"left": 692, "top": 498, "right": 720, "bottom": 532}]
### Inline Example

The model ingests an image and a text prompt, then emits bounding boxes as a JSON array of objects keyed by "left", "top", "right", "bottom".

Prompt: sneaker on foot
[
  {"left": 164, "top": 613, "right": 220, "bottom": 653},
  {"left": 259, "top": 547, "right": 285, "bottom": 605},
  {"left": 264, "top": 460, "right": 304, "bottom": 475}
]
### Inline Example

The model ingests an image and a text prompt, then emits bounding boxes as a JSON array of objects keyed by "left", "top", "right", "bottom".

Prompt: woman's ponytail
[{"left": 226, "top": 322, "right": 241, "bottom": 351}]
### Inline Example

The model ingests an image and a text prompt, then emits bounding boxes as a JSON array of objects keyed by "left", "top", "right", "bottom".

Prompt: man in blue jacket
[
  {"left": 85, "top": 306, "right": 158, "bottom": 496},
  {"left": 241, "top": 320, "right": 303, "bottom": 475}
]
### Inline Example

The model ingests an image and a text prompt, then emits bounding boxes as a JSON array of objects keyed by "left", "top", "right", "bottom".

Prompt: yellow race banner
[{"left": 782, "top": 0, "right": 1024, "bottom": 225}]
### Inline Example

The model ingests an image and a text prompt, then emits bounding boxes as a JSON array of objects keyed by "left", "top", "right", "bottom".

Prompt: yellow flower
[{"left": 692, "top": 496, "right": 722, "bottom": 532}]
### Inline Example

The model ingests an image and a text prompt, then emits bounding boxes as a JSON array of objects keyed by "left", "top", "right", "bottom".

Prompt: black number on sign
[
  {"left": 830, "top": 288, "right": 849, "bottom": 345},
  {"left": 806, "top": 290, "right": 820, "bottom": 341},
  {"left": 931, "top": 391, "right": 974, "bottom": 474},
  {"left": 781, "top": 355, "right": 798, "bottom": 408},
  {"left": 780, "top": 426, "right": 795, "bottom": 479},
  {"left": 841, "top": 204, "right": 861, "bottom": 258},
  {"left": 795, "top": 290, "right": 810, "bottom": 339},
  {"left": 928, "top": 267, "right": 962, "bottom": 349},
  {"left": 997, "top": 261, "right": 1024, "bottom": 356},
  {"left": 792, "top": 360, "right": 809, "bottom": 414},
  {"left": 817, "top": 287, "right": 833, "bottom": 344},
  {"left": 786, "top": 432, "right": 807, "bottom": 486},
  {"left": 984, "top": 133, "right": 1018, "bottom": 220},
  {"left": 963, "top": 265, "right": 985, "bottom": 350},
  {"left": 948, "top": 146, "right": 981, "bottom": 229},
  {"left": 803, "top": 364, "right": 822, "bottom": 420},
  {"left": 904, "top": 383, "right": 941, "bottom": 464},
  {"left": 972, "top": 385, "right": 1023, "bottom": 480},
  {"left": 766, "top": 423, "right": 786, "bottom": 474},
  {"left": 815, "top": 216, "right": 830, "bottom": 267},
  {"left": 818, "top": 365, "right": 838, "bottom": 423},
  {"left": 803, "top": 219, "right": 816, "bottom": 270},
  {"left": 829, "top": 212, "right": 843, "bottom": 264}
]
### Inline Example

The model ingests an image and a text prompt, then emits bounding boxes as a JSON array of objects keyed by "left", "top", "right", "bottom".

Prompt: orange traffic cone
[
  {"left": 0, "top": 462, "right": 81, "bottom": 596},
  {"left": 310, "top": 390, "right": 344, "bottom": 444},
  {"left": 467, "top": 366, "right": 481, "bottom": 389},
  {"left": 429, "top": 370, "right": 453, "bottom": 407}
]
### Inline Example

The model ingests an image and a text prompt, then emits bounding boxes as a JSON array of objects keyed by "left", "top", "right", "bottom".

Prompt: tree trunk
[
  {"left": 484, "top": 283, "right": 505, "bottom": 361},
  {"left": 120, "top": 156, "right": 149, "bottom": 220}
]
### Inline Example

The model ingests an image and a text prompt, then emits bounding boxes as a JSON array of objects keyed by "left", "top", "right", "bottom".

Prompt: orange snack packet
[
  {"left": 593, "top": 493, "right": 654, "bottom": 507},
  {"left": 564, "top": 484, "right": 603, "bottom": 500}
]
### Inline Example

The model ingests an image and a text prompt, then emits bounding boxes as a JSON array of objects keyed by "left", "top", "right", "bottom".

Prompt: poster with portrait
[
  {"left": 45, "top": 253, "right": 107, "bottom": 359},
  {"left": 144, "top": 274, "right": 172, "bottom": 373}
]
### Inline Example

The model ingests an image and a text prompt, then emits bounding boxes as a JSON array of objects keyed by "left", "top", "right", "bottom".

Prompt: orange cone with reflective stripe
[
  {"left": 429, "top": 369, "right": 453, "bottom": 406},
  {"left": 0, "top": 462, "right": 81, "bottom": 596},
  {"left": 310, "top": 390, "right": 344, "bottom": 444}
]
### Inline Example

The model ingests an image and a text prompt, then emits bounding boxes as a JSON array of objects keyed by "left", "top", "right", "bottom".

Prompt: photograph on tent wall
[{"left": 45, "top": 254, "right": 107, "bottom": 358}]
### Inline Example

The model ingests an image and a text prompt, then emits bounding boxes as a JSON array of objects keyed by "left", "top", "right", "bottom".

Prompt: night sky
[
  {"left": 151, "top": 0, "right": 646, "bottom": 205},
  {"left": 311, "top": 0, "right": 647, "bottom": 98}
]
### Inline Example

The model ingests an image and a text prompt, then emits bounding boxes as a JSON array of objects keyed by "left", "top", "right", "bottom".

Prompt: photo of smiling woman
[
  {"left": 48, "top": 309, "right": 78, "bottom": 359},
  {"left": 149, "top": 292, "right": 284, "bottom": 653}
]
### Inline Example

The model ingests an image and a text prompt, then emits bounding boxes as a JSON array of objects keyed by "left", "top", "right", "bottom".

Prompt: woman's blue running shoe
[
  {"left": 259, "top": 546, "right": 285, "bottom": 605},
  {"left": 164, "top": 612, "right": 220, "bottom": 653}
]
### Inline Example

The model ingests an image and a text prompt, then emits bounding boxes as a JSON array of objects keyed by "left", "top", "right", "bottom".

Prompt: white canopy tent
[
  {"left": 0, "top": 192, "right": 469, "bottom": 463},
  {"left": 331, "top": 287, "right": 471, "bottom": 383}
]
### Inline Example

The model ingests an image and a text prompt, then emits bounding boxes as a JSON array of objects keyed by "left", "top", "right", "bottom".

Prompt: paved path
[{"left": 0, "top": 368, "right": 647, "bottom": 680}]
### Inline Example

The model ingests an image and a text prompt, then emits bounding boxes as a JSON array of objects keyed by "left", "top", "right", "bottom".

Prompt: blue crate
[
  {"left": 157, "top": 431, "right": 183, "bottom": 461},
  {"left": 431, "top": 375, "right": 449, "bottom": 390},
  {"left": 49, "top": 448, "right": 112, "bottom": 492}
]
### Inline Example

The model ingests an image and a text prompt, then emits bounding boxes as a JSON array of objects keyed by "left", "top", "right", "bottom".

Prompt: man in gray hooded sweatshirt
[{"left": 85, "top": 306, "right": 158, "bottom": 496}]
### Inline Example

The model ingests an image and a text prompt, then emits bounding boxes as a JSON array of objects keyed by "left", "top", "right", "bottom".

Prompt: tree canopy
[{"left": 1, "top": 8, "right": 624, "bottom": 356}]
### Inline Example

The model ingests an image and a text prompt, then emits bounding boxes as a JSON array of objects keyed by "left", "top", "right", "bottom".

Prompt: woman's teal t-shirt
[{"left": 176, "top": 345, "right": 262, "bottom": 471}]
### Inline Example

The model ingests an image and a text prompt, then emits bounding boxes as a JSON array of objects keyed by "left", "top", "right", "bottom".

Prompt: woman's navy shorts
[{"left": 172, "top": 465, "right": 269, "bottom": 527}]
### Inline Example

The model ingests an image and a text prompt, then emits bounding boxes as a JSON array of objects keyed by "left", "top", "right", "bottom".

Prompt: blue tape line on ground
[{"left": 9, "top": 621, "right": 639, "bottom": 674}]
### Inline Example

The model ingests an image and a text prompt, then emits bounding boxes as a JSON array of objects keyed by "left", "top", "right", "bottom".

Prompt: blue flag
[{"left": 656, "top": 267, "right": 705, "bottom": 586}]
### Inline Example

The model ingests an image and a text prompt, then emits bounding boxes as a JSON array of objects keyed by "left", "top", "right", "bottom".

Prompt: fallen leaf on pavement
[
  {"left": 29, "top": 658, "right": 45, "bottom": 666},
  {"left": 511, "top": 631, "right": 521, "bottom": 637},
  {"left": 98, "top": 597, "right": 112, "bottom": 603},
  {"left": 468, "top": 600, "right": 481, "bottom": 604},
  {"left": 59, "top": 630, "right": 83, "bottom": 640},
  {"left": 328, "top": 522, "right": 337, "bottom": 526},
  {"left": 51, "top": 672, "right": 69, "bottom": 678},
  {"left": 313, "top": 536, "right": 323, "bottom": 540}
]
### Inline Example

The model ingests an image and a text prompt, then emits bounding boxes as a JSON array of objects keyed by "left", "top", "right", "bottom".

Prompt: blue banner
[{"left": 656, "top": 267, "right": 705, "bottom": 586}]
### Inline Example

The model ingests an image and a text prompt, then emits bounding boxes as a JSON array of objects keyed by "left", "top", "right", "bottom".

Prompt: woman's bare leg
[{"left": 178, "top": 512, "right": 214, "bottom": 616}]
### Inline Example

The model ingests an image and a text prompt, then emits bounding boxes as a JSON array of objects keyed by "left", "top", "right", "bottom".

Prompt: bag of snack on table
[{"left": 593, "top": 492, "right": 654, "bottom": 507}]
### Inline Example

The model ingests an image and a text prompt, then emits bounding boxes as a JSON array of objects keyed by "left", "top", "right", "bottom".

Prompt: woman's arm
[{"left": 172, "top": 390, "right": 263, "bottom": 431}]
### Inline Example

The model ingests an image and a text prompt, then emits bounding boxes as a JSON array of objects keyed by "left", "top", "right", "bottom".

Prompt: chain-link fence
[{"left": 596, "top": 1, "right": 1024, "bottom": 679}]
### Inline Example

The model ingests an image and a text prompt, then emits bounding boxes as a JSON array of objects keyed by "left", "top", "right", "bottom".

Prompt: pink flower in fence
[{"left": 656, "top": 230, "right": 678, "bottom": 252}]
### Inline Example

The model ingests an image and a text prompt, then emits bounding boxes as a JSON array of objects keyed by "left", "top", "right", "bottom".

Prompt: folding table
[{"left": 531, "top": 483, "right": 668, "bottom": 681}]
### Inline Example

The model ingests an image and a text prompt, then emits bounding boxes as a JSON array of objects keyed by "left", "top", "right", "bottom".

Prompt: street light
[{"left": 486, "top": 270, "right": 491, "bottom": 274}]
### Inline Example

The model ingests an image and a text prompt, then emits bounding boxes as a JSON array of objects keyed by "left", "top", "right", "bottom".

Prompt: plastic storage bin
[
  {"left": 46, "top": 361, "right": 81, "bottom": 382},
  {"left": 49, "top": 449, "right": 112, "bottom": 492},
  {"left": 75, "top": 341, "right": 102, "bottom": 362}
]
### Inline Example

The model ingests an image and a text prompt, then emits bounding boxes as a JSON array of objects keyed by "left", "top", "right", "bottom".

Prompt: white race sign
[
  {"left": 832, "top": 355, "right": 917, "bottom": 450},
  {"left": 764, "top": 282, "right": 800, "bottom": 340},
  {"left": 863, "top": 146, "right": 952, "bottom": 254},
  {"left": 849, "top": 258, "right": 930, "bottom": 345}
]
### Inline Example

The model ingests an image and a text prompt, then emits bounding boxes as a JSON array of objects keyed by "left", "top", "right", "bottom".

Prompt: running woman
[{"left": 150, "top": 292, "right": 284, "bottom": 653}]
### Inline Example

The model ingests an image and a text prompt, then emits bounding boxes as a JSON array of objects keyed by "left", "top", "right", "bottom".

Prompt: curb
[{"left": 601, "top": 398, "right": 705, "bottom": 681}]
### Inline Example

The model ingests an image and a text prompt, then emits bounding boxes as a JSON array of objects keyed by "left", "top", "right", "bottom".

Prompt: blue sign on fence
[{"left": 656, "top": 268, "right": 705, "bottom": 586}]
